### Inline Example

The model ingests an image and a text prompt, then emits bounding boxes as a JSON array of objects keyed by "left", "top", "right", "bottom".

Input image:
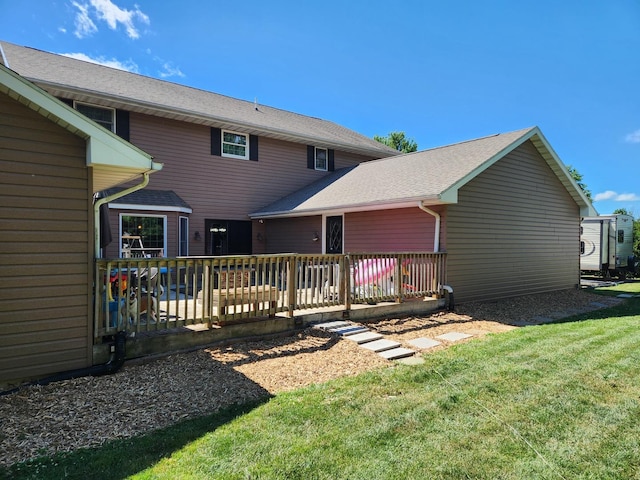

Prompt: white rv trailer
[{"left": 580, "top": 214, "right": 634, "bottom": 276}]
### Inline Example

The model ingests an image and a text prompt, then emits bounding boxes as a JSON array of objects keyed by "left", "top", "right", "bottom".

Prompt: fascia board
[{"left": 1, "top": 65, "right": 160, "bottom": 172}]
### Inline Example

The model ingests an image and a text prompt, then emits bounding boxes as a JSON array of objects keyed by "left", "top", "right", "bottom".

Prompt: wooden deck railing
[{"left": 94, "top": 252, "right": 447, "bottom": 340}]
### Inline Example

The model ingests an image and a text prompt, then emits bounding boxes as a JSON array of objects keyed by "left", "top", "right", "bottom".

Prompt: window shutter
[
  {"left": 249, "top": 135, "right": 259, "bottom": 161},
  {"left": 328, "top": 149, "right": 335, "bottom": 171},
  {"left": 115, "top": 110, "right": 130, "bottom": 141},
  {"left": 211, "top": 127, "right": 222, "bottom": 156},
  {"left": 307, "top": 145, "right": 315, "bottom": 169}
]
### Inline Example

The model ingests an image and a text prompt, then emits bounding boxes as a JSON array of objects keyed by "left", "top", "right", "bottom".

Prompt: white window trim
[
  {"left": 118, "top": 213, "right": 167, "bottom": 258},
  {"left": 222, "top": 129, "right": 249, "bottom": 160},
  {"left": 179, "top": 216, "right": 189, "bottom": 257},
  {"left": 73, "top": 101, "right": 116, "bottom": 133},
  {"left": 315, "top": 147, "right": 328, "bottom": 171}
]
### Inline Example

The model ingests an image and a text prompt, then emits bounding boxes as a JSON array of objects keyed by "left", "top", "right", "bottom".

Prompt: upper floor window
[
  {"left": 74, "top": 102, "right": 115, "bottom": 132},
  {"left": 307, "top": 145, "right": 334, "bottom": 171},
  {"left": 314, "top": 147, "right": 328, "bottom": 171},
  {"left": 222, "top": 130, "right": 249, "bottom": 160}
]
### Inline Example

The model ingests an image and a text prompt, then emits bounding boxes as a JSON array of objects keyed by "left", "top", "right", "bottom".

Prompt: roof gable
[
  {"left": 0, "top": 62, "right": 161, "bottom": 192},
  {"left": 251, "top": 127, "right": 597, "bottom": 218},
  {"left": 0, "top": 41, "right": 396, "bottom": 158}
]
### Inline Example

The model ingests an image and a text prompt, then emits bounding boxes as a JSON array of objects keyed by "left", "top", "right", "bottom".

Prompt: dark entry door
[
  {"left": 205, "top": 219, "right": 252, "bottom": 255},
  {"left": 326, "top": 215, "right": 343, "bottom": 254}
]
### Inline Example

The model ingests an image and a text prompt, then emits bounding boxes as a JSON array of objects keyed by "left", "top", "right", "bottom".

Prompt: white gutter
[
  {"left": 418, "top": 202, "right": 440, "bottom": 252},
  {"left": 94, "top": 172, "right": 151, "bottom": 258}
]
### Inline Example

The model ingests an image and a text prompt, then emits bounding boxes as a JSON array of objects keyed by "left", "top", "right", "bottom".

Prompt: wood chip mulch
[{"left": 0, "top": 288, "right": 618, "bottom": 467}]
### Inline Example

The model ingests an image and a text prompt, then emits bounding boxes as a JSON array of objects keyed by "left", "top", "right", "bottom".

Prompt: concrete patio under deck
[{"left": 93, "top": 296, "right": 445, "bottom": 364}]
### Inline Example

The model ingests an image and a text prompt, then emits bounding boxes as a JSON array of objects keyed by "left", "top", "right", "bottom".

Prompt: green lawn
[{"left": 3, "top": 284, "right": 640, "bottom": 479}]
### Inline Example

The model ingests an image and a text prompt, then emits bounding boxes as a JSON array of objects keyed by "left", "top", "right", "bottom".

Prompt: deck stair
[{"left": 313, "top": 321, "right": 417, "bottom": 361}]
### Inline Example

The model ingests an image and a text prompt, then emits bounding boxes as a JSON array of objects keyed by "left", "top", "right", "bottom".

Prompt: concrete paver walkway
[{"left": 314, "top": 295, "right": 628, "bottom": 363}]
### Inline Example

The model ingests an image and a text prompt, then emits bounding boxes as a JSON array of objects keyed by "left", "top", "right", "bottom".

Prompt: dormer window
[
  {"left": 74, "top": 102, "right": 115, "bottom": 132},
  {"left": 222, "top": 130, "right": 249, "bottom": 160}
]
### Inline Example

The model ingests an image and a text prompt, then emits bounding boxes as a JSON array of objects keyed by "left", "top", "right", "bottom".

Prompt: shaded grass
[{"left": 4, "top": 285, "right": 640, "bottom": 479}]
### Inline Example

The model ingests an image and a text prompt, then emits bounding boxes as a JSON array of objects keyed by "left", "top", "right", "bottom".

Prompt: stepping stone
[
  {"left": 330, "top": 325, "right": 369, "bottom": 336},
  {"left": 379, "top": 347, "right": 416, "bottom": 360},
  {"left": 435, "top": 332, "right": 473, "bottom": 342},
  {"left": 396, "top": 356, "right": 425, "bottom": 365},
  {"left": 359, "top": 339, "right": 401, "bottom": 352},
  {"left": 313, "top": 321, "right": 352, "bottom": 330},
  {"left": 408, "top": 337, "right": 441, "bottom": 350},
  {"left": 345, "top": 331, "right": 384, "bottom": 344},
  {"left": 617, "top": 293, "right": 634, "bottom": 298}
]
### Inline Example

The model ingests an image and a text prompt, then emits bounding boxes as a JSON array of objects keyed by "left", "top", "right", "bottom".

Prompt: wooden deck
[{"left": 94, "top": 253, "right": 448, "bottom": 362}]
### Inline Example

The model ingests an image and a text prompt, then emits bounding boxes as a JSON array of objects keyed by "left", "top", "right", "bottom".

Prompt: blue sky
[{"left": 2, "top": 0, "right": 639, "bottom": 215}]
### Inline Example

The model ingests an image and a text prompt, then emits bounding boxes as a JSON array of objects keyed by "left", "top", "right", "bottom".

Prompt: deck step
[
  {"left": 379, "top": 347, "right": 416, "bottom": 360},
  {"left": 345, "top": 331, "right": 384, "bottom": 344},
  {"left": 359, "top": 339, "right": 401, "bottom": 352}
]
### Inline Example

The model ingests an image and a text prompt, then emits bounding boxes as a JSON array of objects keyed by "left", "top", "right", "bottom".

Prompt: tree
[
  {"left": 374, "top": 131, "right": 418, "bottom": 153},
  {"left": 566, "top": 165, "right": 592, "bottom": 201}
]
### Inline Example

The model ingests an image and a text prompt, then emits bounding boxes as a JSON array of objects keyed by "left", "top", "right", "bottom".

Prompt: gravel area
[{"left": 0, "top": 288, "right": 621, "bottom": 467}]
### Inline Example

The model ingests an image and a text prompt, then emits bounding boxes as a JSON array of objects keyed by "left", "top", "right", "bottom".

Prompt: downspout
[
  {"left": 94, "top": 172, "right": 151, "bottom": 258},
  {"left": 418, "top": 202, "right": 454, "bottom": 310},
  {"left": 418, "top": 202, "right": 440, "bottom": 252}
]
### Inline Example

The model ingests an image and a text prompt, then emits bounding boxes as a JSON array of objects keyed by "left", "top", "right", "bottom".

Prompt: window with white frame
[
  {"left": 222, "top": 130, "right": 249, "bottom": 159},
  {"left": 120, "top": 215, "right": 166, "bottom": 258},
  {"left": 74, "top": 102, "right": 115, "bottom": 132},
  {"left": 315, "top": 147, "right": 328, "bottom": 171}
]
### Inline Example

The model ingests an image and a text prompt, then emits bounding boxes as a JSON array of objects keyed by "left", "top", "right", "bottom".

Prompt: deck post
[
  {"left": 287, "top": 255, "right": 296, "bottom": 317},
  {"left": 343, "top": 255, "right": 351, "bottom": 312}
]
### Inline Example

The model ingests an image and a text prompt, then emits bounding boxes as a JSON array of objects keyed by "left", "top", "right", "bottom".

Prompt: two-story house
[{"left": 0, "top": 41, "right": 397, "bottom": 260}]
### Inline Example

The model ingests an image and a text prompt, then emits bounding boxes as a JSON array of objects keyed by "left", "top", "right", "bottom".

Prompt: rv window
[
  {"left": 580, "top": 241, "right": 585, "bottom": 255},
  {"left": 618, "top": 230, "right": 625, "bottom": 243}
]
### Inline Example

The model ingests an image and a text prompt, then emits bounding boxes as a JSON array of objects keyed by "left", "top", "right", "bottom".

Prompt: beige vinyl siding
[
  {"left": 128, "top": 113, "right": 375, "bottom": 256},
  {"left": 345, "top": 206, "right": 446, "bottom": 252},
  {"left": 446, "top": 140, "right": 579, "bottom": 303},
  {"left": 0, "top": 93, "right": 91, "bottom": 387}
]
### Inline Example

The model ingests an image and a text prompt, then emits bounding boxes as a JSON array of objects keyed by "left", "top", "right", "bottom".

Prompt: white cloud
[
  {"left": 616, "top": 193, "right": 640, "bottom": 201},
  {"left": 72, "top": 1, "right": 98, "bottom": 38},
  {"left": 61, "top": 52, "right": 139, "bottom": 72},
  {"left": 158, "top": 62, "right": 185, "bottom": 79},
  {"left": 71, "top": 0, "right": 149, "bottom": 39},
  {"left": 594, "top": 190, "right": 640, "bottom": 202},
  {"left": 625, "top": 129, "right": 640, "bottom": 143}
]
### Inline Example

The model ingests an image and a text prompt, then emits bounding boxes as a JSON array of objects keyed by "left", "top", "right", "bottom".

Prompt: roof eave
[
  {"left": 32, "top": 80, "right": 398, "bottom": 158},
  {"left": 2, "top": 66, "right": 161, "bottom": 172},
  {"left": 438, "top": 126, "right": 597, "bottom": 217},
  {"left": 250, "top": 195, "right": 447, "bottom": 219}
]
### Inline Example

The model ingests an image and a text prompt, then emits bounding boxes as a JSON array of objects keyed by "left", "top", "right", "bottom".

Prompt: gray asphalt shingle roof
[
  {"left": 0, "top": 41, "right": 397, "bottom": 157},
  {"left": 101, "top": 189, "right": 192, "bottom": 211},
  {"left": 251, "top": 126, "right": 596, "bottom": 217}
]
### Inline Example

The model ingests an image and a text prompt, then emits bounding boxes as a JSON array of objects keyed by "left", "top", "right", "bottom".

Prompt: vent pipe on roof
[{"left": 418, "top": 202, "right": 440, "bottom": 252}]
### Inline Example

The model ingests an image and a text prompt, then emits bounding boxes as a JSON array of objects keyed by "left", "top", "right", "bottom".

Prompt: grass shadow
[{"left": 0, "top": 398, "right": 270, "bottom": 480}]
